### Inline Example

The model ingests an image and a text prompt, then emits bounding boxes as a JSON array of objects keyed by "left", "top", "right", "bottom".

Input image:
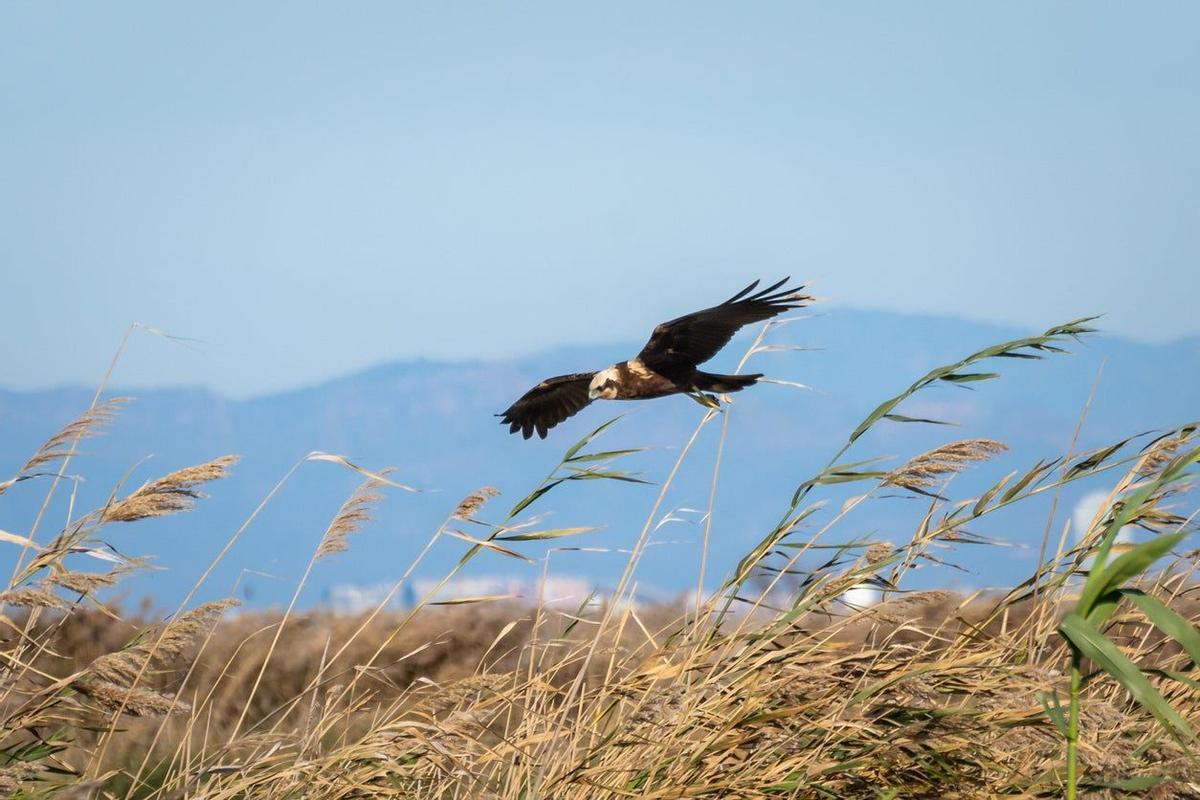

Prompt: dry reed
[
  {"left": 315, "top": 475, "right": 390, "bottom": 561},
  {"left": 2, "top": 317, "right": 1197, "bottom": 799},
  {"left": 101, "top": 456, "right": 238, "bottom": 524},
  {"left": 883, "top": 437, "right": 1009, "bottom": 493},
  {"left": 20, "top": 398, "right": 129, "bottom": 474}
]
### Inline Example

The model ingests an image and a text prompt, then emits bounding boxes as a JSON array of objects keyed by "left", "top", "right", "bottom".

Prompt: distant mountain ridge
[{"left": 1, "top": 309, "right": 1196, "bottom": 610}]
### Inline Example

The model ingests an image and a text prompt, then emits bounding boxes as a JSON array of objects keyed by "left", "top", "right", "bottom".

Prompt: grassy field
[{"left": 2, "top": 318, "right": 1199, "bottom": 799}]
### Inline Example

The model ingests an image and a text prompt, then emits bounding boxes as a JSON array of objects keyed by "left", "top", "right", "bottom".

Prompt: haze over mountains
[{"left": 2, "top": 309, "right": 1197, "bottom": 612}]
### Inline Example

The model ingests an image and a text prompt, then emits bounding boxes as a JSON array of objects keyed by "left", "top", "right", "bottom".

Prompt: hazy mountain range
[{"left": 2, "top": 309, "right": 1197, "bottom": 612}]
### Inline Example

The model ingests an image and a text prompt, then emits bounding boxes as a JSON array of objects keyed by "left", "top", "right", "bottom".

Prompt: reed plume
[
  {"left": 452, "top": 486, "right": 500, "bottom": 521},
  {"left": 315, "top": 473, "right": 391, "bottom": 561},
  {"left": 0, "top": 586, "right": 67, "bottom": 610},
  {"left": 82, "top": 599, "right": 238, "bottom": 687},
  {"left": 883, "top": 438, "right": 1008, "bottom": 493},
  {"left": 74, "top": 681, "right": 188, "bottom": 717},
  {"left": 101, "top": 455, "right": 238, "bottom": 523},
  {"left": 20, "top": 397, "right": 129, "bottom": 473}
]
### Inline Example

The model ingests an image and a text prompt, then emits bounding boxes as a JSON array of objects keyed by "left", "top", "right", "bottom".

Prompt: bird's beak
[{"left": 587, "top": 388, "right": 599, "bottom": 400}]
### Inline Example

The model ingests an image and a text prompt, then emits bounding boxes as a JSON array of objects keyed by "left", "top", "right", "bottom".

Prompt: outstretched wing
[
  {"left": 499, "top": 372, "right": 596, "bottom": 439},
  {"left": 636, "top": 278, "right": 810, "bottom": 379}
]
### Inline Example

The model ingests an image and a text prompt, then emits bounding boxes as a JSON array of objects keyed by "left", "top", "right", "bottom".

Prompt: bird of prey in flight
[{"left": 499, "top": 278, "right": 810, "bottom": 439}]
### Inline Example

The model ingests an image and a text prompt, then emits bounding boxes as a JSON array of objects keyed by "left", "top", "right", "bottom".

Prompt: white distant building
[
  {"left": 1072, "top": 489, "right": 1136, "bottom": 552},
  {"left": 329, "top": 574, "right": 604, "bottom": 613},
  {"left": 840, "top": 582, "right": 883, "bottom": 609}
]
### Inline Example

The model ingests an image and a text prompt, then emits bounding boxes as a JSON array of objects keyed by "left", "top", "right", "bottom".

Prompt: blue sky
[{"left": 3, "top": 3, "right": 1197, "bottom": 397}]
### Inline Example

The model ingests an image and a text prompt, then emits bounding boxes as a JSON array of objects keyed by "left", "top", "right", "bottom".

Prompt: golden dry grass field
[{"left": 2, "top": 319, "right": 1199, "bottom": 799}]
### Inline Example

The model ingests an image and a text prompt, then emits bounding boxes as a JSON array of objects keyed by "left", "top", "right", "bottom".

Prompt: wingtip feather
[
  {"left": 724, "top": 279, "right": 760, "bottom": 305},
  {"left": 726, "top": 277, "right": 804, "bottom": 307}
]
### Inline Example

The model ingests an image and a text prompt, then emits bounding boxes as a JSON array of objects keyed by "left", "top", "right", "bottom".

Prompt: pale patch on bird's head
[{"left": 588, "top": 367, "right": 620, "bottom": 400}]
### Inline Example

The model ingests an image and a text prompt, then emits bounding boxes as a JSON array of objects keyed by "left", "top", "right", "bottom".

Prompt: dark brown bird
[{"left": 498, "top": 278, "right": 810, "bottom": 439}]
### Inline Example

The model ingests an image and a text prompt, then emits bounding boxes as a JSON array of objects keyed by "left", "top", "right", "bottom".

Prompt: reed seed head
[
  {"left": 865, "top": 542, "right": 893, "bottom": 566},
  {"left": 102, "top": 455, "right": 238, "bottom": 523},
  {"left": 73, "top": 680, "right": 188, "bottom": 717},
  {"left": 452, "top": 487, "right": 500, "bottom": 521},
  {"left": 21, "top": 398, "right": 129, "bottom": 473},
  {"left": 316, "top": 473, "right": 391, "bottom": 561},
  {"left": 86, "top": 598, "right": 239, "bottom": 686},
  {"left": 0, "top": 586, "right": 68, "bottom": 610},
  {"left": 883, "top": 439, "right": 1008, "bottom": 493},
  {"left": 50, "top": 570, "right": 122, "bottom": 596}
]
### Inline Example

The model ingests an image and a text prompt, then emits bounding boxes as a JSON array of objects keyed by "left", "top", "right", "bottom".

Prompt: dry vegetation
[{"left": 1, "top": 318, "right": 1199, "bottom": 799}]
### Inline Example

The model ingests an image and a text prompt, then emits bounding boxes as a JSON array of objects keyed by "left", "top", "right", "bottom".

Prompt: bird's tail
[{"left": 693, "top": 371, "right": 762, "bottom": 393}]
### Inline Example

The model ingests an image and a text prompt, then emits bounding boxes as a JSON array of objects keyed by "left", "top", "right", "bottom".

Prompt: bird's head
[{"left": 588, "top": 368, "right": 620, "bottom": 400}]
